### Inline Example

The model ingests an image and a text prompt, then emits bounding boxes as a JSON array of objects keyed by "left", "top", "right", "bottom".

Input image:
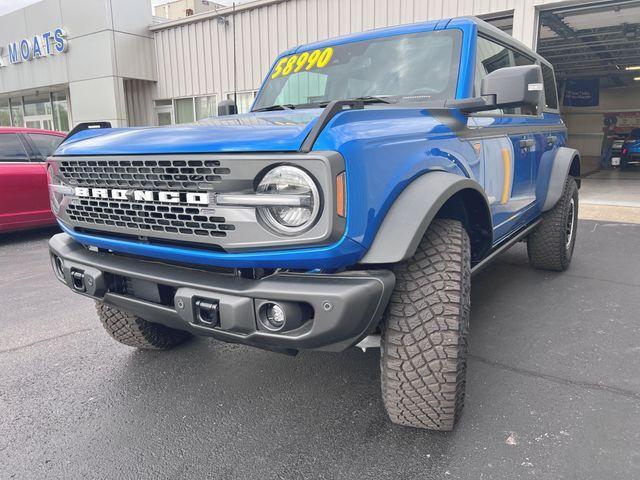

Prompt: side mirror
[
  {"left": 447, "top": 64, "right": 544, "bottom": 114},
  {"left": 481, "top": 64, "right": 543, "bottom": 111},
  {"left": 218, "top": 99, "right": 238, "bottom": 116}
]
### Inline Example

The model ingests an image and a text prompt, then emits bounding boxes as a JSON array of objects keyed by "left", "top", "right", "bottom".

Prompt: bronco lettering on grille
[{"left": 74, "top": 187, "right": 210, "bottom": 205}]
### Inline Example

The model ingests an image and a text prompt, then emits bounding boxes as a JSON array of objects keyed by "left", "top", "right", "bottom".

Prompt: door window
[
  {"left": 540, "top": 63, "right": 559, "bottom": 110},
  {"left": 28, "top": 134, "right": 63, "bottom": 159},
  {"left": 474, "top": 37, "right": 536, "bottom": 115},
  {"left": 0, "top": 134, "right": 29, "bottom": 162}
]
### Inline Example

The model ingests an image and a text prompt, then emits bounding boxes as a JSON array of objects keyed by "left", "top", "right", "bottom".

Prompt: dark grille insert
[
  {"left": 66, "top": 198, "right": 235, "bottom": 238},
  {"left": 58, "top": 158, "right": 231, "bottom": 190}
]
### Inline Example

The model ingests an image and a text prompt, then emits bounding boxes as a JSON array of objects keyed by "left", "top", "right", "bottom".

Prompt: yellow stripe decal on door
[{"left": 500, "top": 147, "right": 511, "bottom": 204}]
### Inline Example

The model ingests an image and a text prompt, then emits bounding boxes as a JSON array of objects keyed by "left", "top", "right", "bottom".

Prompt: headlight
[{"left": 256, "top": 165, "right": 321, "bottom": 235}]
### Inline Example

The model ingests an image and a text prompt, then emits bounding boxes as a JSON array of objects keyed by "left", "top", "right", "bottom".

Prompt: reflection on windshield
[{"left": 253, "top": 29, "right": 461, "bottom": 111}]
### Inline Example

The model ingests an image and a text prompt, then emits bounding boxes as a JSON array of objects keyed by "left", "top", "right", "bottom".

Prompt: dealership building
[{"left": 1, "top": 0, "right": 639, "bottom": 172}]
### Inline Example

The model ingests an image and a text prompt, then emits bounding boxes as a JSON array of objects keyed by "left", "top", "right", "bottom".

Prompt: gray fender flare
[
  {"left": 359, "top": 171, "right": 492, "bottom": 264},
  {"left": 542, "top": 147, "right": 581, "bottom": 212}
]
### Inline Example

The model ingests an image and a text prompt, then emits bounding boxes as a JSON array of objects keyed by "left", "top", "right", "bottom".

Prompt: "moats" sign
[{"left": 0, "top": 27, "right": 67, "bottom": 68}]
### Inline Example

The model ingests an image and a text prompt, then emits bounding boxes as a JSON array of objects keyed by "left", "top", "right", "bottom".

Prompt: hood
[{"left": 56, "top": 110, "right": 324, "bottom": 156}]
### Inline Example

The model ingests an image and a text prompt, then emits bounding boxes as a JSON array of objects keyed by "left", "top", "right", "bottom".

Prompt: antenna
[{"left": 233, "top": 2, "right": 237, "bottom": 106}]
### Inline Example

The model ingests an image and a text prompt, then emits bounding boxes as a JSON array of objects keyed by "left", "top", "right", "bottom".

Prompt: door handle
[
  {"left": 546, "top": 135, "right": 558, "bottom": 146},
  {"left": 519, "top": 139, "right": 534, "bottom": 149}
]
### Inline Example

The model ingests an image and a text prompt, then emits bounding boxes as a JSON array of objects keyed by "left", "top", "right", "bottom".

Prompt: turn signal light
[{"left": 336, "top": 172, "right": 346, "bottom": 218}]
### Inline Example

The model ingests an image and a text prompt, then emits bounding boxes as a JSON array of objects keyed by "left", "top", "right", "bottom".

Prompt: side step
[{"left": 470, "top": 219, "right": 541, "bottom": 277}]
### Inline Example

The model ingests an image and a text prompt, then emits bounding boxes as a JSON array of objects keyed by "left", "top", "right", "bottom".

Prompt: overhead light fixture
[
  {"left": 635, "top": 77, "right": 640, "bottom": 81},
  {"left": 626, "top": 66, "right": 640, "bottom": 71}
]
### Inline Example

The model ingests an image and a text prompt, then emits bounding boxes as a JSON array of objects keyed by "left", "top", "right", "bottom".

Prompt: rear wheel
[
  {"left": 380, "top": 219, "right": 470, "bottom": 431},
  {"left": 96, "top": 302, "right": 191, "bottom": 349},
  {"left": 527, "top": 176, "right": 578, "bottom": 271}
]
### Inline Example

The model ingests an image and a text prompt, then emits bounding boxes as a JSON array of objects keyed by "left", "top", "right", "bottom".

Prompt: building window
[
  {"left": 0, "top": 99, "right": 10, "bottom": 126},
  {"left": 195, "top": 95, "right": 217, "bottom": 120},
  {"left": 0, "top": 92, "right": 70, "bottom": 131},
  {"left": 154, "top": 99, "right": 173, "bottom": 126},
  {"left": 10, "top": 98, "right": 24, "bottom": 127},
  {"left": 175, "top": 97, "right": 195, "bottom": 124},
  {"left": 24, "top": 93, "right": 54, "bottom": 130},
  {"left": 52, "top": 91, "right": 70, "bottom": 132},
  {"left": 155, "top": 95, "right": 219, "bottom": 126},
  {"left": 227, "top": 91, "right": 258, "bottom": 114}
]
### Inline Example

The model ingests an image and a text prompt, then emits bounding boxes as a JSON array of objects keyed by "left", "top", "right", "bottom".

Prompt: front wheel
[
  {"left": 380, "top": 219, "right": 471, "bottom": 431},
  {"left": 96, "top": 302, "right": 192, "bottom": 349},
  {"left": 527, "top": 176, "right": 578, "bottom": 271}
]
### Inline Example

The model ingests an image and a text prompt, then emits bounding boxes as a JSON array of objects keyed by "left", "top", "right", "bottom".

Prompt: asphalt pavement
[{"left": 1, "top": 220, "right": 639, "bottom": 480}]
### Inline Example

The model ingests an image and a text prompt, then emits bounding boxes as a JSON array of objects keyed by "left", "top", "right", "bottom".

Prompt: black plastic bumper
[{"left": 49, "top": 233, "right": 395, "bottom": 352}]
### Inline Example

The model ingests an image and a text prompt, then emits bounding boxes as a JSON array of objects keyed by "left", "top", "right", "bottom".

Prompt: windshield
[
  {"left": 629, "top": 129, "right": 640, "bottom": 140},
  {"left": 252, "top": 29, "right": 462, "bottom": 111}
]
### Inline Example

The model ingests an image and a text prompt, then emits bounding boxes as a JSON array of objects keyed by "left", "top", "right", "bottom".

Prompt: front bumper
[{"left": 49, "top": 233, "right": 394, "bottom": 353}]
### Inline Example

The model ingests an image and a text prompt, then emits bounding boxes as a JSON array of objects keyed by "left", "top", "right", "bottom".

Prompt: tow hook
[
  {"left": 195, "top": 299, "right": 220, "bottom": 327},
  {"left": 70, "top": 269, "right": 86, "bottom": 292}
]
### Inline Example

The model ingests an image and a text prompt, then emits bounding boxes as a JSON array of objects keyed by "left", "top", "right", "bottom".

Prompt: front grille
[
  {"left": 58, "top": 158, "right": 231, "bottom": 190},
  {"left": 52, "top": 153, "right": 338, "bottom": 251},
  {"left": 66, "top": 198, "right": 235, "bottom": 238}
]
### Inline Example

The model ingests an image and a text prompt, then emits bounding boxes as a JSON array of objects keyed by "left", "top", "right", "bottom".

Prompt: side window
[
  {"left": 28, "top": 134, "right": 63, "bottom": 159},
  {"left": 474, "top": 37, "right": 536, "bottom": 115},
  {"left": 540, "top": 64, "right": 559, "bottom": 110},
  {"left": 0, "top": 134, "right": 29, "bottom": 162}
]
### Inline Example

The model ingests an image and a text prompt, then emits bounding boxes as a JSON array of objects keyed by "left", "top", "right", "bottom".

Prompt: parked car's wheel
[
  {"left": 527, "top": 176, "right": 578, "bottom": 271},
  {"left": 380, "top": 218, "right": 470, "bottom": 431},
  {"left": 96, "top": 302, "right": 191, "bottom": 349}
]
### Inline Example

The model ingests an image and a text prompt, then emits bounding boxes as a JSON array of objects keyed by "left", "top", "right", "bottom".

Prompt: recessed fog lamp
[{"left": 261, "top": 302, "right": 286, "bottom": 331}]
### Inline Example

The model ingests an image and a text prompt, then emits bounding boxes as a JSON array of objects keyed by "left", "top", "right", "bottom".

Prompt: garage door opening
[{"left": 538, "top": 0, "right": 640, "bottom": 223}]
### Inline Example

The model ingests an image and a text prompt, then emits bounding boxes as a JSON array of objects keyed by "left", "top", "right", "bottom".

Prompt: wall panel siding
[{"left": 152, "top": 0, "right": 560, "bottom": 105}]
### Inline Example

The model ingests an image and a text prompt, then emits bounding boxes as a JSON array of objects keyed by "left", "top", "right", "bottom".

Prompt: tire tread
[
  {"left": 96, "top": 302, "right": 191, "bottom": 350},
  {"left": 380, "top": 219, "right": 470, "bottom": 431}
]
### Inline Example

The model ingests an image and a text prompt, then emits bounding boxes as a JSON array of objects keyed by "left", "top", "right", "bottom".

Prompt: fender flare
[
  {"left": 542, "top": 147, "right": 581, "bottom": 212},
  {"left": 359, "top": 171, "right": 492, "bottom": 264}
]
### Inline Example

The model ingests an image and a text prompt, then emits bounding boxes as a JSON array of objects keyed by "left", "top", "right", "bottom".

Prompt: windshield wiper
[{"left": 252, "top": 104, "right": 296, "bottom": 112}]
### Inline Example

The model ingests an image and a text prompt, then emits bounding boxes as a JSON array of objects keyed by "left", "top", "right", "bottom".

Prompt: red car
[{"left": 0, "top": 127, "right": 66, "bottom": 232}]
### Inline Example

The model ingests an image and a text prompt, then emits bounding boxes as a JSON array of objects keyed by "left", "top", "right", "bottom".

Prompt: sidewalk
[{"left": 579, "top": 169, "right": 640, "bottom": 224}]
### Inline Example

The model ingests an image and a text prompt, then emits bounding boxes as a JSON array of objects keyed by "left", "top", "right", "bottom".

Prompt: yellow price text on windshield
[{"left": 271, "top": 47, "right": 334, "bottom": 79}]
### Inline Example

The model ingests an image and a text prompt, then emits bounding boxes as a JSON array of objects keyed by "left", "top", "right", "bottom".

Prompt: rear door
[
  {"left": 0, "top": 133, "right": 53, "bottom": 231},
  {"left": 534, "top": 63, "right": 566, "bottom": 209}
]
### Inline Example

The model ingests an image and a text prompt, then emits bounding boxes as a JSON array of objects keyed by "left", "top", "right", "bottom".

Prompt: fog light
[{"left": 262, "top": 303, "right": 286, "bottom": 331}]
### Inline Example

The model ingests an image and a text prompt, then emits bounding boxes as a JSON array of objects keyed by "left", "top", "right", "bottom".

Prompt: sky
[{"left": 0, "top": 0, "right": 247, "bottom": 16}]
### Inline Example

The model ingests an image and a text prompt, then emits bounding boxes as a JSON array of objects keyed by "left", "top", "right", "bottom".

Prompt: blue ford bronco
[{"left": 48, "top": 17, "right": 580, "bottom": 431}]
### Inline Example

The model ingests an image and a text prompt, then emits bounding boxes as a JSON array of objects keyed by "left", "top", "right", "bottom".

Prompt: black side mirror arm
[{"left": 445, "top": 95, "right": 497, "bottom": 114}]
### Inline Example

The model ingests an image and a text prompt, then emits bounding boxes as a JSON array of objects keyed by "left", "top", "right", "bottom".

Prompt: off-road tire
[
  {"left": 527, "top": 176, "right": 578, "bottom": 272},
  {"left": 380, "top": 219, "right": 471, "bottom": 431},
  {"left": 96, "top": 302, "right": 191, "bottom": 349}
]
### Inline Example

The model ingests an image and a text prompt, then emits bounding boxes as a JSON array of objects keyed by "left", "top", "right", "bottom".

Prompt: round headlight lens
[{"left": 256, "top": 166, "right": 320, "bottom": 235}]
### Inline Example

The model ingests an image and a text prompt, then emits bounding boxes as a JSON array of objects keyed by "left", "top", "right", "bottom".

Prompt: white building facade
[
  {"left": 0, "top": 0, "right": 156, "bottom": 130},
  {"left": 0, "top": 0, "right": 624, "bottom": 141}
]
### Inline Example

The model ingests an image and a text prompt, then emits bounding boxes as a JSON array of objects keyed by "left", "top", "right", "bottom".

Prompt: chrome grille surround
[{"left": 50, "top": 153, "right": 345, "bottom": 251}]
